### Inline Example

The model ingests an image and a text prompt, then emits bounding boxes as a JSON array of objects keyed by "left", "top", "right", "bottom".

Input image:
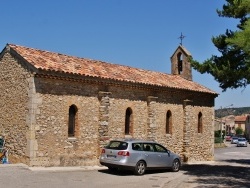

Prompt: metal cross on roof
[{"left": 178, "top": 32, "right": 186, "bottom": 45}]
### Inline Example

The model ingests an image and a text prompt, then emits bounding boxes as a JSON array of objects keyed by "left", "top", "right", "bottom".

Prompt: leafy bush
[
  {"left": 214, "top": 130, "right": 220, "bottom": 137},
  {"left": 214, "top": 137, "right": 223, "bottom": 143}
]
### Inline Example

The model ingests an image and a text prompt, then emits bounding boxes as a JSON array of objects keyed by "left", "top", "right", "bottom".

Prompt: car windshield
[
  {"left": 232, "top": 137, "right": 238, "bottom": 140},
  {"left": 238, "top": 138, "right": 246, "bottom": 141},
  {"left": 105, "top": 141, "right": 128, "bottom": 150}
]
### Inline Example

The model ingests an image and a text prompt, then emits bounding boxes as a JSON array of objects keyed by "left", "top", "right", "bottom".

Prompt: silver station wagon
[
  {"left": 99, "top": 139, "right": 181, "bottom": 175},
  {"left": 237, "top": 138, "right": 248, "bottom": 147}
]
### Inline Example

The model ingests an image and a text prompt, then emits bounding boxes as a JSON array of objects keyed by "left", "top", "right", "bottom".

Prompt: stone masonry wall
[
  {"left": 0, "top": 51, "right": 31, "bottom": 163},
  {"left": 30, "top": 77, "right": 100, "bottom": 166}
]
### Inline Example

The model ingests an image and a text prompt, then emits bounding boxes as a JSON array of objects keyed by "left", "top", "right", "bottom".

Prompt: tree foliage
[
  {"left": 235, "top": 126, "right": 244, "bottom": 135},
  {"left": 191, "top": 0, "right": 250, "bottom": 91}
]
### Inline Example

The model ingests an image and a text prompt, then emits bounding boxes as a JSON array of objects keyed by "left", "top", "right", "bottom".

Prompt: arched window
[
  {"left": 198, "top": 112, "right": 203, "bottom": 133},
  {"left": 68, "top": 105, "right": 78, "bottom": 137},
  {"left": 125, "top": 108, "right": 133, "bottom": 135},
  {"left": 166, "top": 110, "right": 172, "bottom": 134}
]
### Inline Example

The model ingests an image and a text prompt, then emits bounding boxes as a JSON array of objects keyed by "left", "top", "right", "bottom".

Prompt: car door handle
[{"left": 144, "top": 154, "right": 148, "bottom": 156}]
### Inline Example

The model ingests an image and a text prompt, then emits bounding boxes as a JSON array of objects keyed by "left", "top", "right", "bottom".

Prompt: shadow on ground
[
  {"left": 98, "top": 168, "right": 171, "bottom": 176},
  {"left": 181, "top": 159, "right": 250, "bottom": 188}
]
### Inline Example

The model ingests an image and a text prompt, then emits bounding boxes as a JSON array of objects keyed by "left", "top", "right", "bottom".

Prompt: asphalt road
[
  {"left": 0, "top": 142, "right": 249, "bottom": 188},
  {"left": 174, "top": 142, "right": 250, "bottom": 188}
]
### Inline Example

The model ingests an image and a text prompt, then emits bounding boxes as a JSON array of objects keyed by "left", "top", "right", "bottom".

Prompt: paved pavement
[{"left": 167, "top": 141, "right": 250, "bottom": 188}]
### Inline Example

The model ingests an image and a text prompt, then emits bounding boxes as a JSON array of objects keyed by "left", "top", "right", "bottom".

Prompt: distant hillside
[{"left": 215, "top": 107, "right": 250, "bottom": 118}]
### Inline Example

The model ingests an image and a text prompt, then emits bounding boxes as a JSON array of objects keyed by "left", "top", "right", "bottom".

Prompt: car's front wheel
[
  {"left": 171, "top": 159, "right": 180, "bottom": 172},
  {"left": 134, "top": 161, "right": 146, "bottom": 175}
]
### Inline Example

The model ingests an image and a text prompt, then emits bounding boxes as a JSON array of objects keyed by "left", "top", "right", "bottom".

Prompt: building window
[
  {"left": 198, "top": 112, "right": 203, "bottom": 133},
  {"left": 166, "top": 110, "right": 172, "bottom": 134},
  {"left": 125, "top": 108, "right": 133, "bottom": 135},
  {"left": 68, "top": 105, "right": 78, "bottom": 137}
]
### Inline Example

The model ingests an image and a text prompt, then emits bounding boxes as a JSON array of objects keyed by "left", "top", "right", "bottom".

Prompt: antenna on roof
[{"left": 178, "top": 32, "right": 186, "bottom": 46}]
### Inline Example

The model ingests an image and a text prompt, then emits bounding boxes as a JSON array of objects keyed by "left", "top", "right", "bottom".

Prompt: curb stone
[
  {"left": 29, "top": 165, "right": 107, "bottom": 172},
  {"left": 0, "top": 163, "right": 107, "bottom": 171}
]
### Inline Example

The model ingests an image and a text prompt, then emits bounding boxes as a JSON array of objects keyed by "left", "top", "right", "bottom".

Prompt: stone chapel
[{"left": 0, "top": 44, "right": 217, "bottom": 166}]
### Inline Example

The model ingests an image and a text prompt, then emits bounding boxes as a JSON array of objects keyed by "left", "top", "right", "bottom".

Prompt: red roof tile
[
  {"left": 6, "top": 44, "right": 217, "bottom": 94},
  {"left": 235, "top": 116, "right": 247, "bottom": 122}
]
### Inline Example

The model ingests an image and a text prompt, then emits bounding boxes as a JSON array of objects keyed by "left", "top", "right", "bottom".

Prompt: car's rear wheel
[
  {"left": 134, "top": 161, "right": 146, "bottom": 175},
  {"left": 171, "top": 159, "right": 180, "bottom": 172}
]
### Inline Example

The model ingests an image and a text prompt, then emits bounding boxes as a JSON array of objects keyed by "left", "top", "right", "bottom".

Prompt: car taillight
[
  {"left": 117, "top": 151, "right": 130, "bottom": 156},
  {"left": 101, "top": 149, "right": 105, "bottom": 153}
]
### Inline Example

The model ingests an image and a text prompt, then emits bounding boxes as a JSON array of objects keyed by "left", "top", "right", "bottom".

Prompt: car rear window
[{"left": 106, "top": 141, "right": 128, "bottom": 150}]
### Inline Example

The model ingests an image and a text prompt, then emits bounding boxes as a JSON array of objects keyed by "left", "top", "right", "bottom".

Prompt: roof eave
[
  {"left": 0, "top": 44, "right": 10, "bottom": 60},
  {"left": 36, "top": 69, "right": 218, "bottom": 96},
  {"left": 170, "top": 45, "right": 192, "bottom": 59},
  {"left": 6, "top": 44, "right": 38, "bottom": 73}
]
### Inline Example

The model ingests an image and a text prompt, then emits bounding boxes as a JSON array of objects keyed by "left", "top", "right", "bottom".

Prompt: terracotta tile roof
[
  {"left": 6, "top": 44, "right": 217, "bottom": 94},
  {"left": 235, "top": 116, "right": 247, "bottom": 122}
]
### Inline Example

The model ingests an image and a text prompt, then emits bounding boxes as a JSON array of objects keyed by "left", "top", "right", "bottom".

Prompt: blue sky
[{"left": 1, "top": 0, "right": 249, "bottom": 109}]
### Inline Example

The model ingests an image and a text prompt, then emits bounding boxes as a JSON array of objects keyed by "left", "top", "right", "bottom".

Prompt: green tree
[
  {"left": 191, "top": 0, "right": 250, "bottom": 91},
  {"left": 214, "top": 130, "right": 220, "bottom": 137},
  {"left": 235, "top": 126, "right": 244, "bottom": 135},
  {"left": 214, "top": 130, "right": 225, "bottom": 137}
]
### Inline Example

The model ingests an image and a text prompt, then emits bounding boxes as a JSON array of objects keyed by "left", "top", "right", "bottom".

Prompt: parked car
[
  {"left": 225, "top": 135, "right": 232, "bottom": 142},
  {"left": 237, "top": 138, "right": 248, "bottom": 147},
  {"left": 231, "top": 137, "right": 238, "bottom": 144},
  {"left": 99, "top": 139, "right": 181, "bottom": 175}
]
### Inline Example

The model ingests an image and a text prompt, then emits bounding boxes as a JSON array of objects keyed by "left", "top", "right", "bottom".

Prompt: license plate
[{"left": 107, "top": 155, "right": 116, "bottom": 158}]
